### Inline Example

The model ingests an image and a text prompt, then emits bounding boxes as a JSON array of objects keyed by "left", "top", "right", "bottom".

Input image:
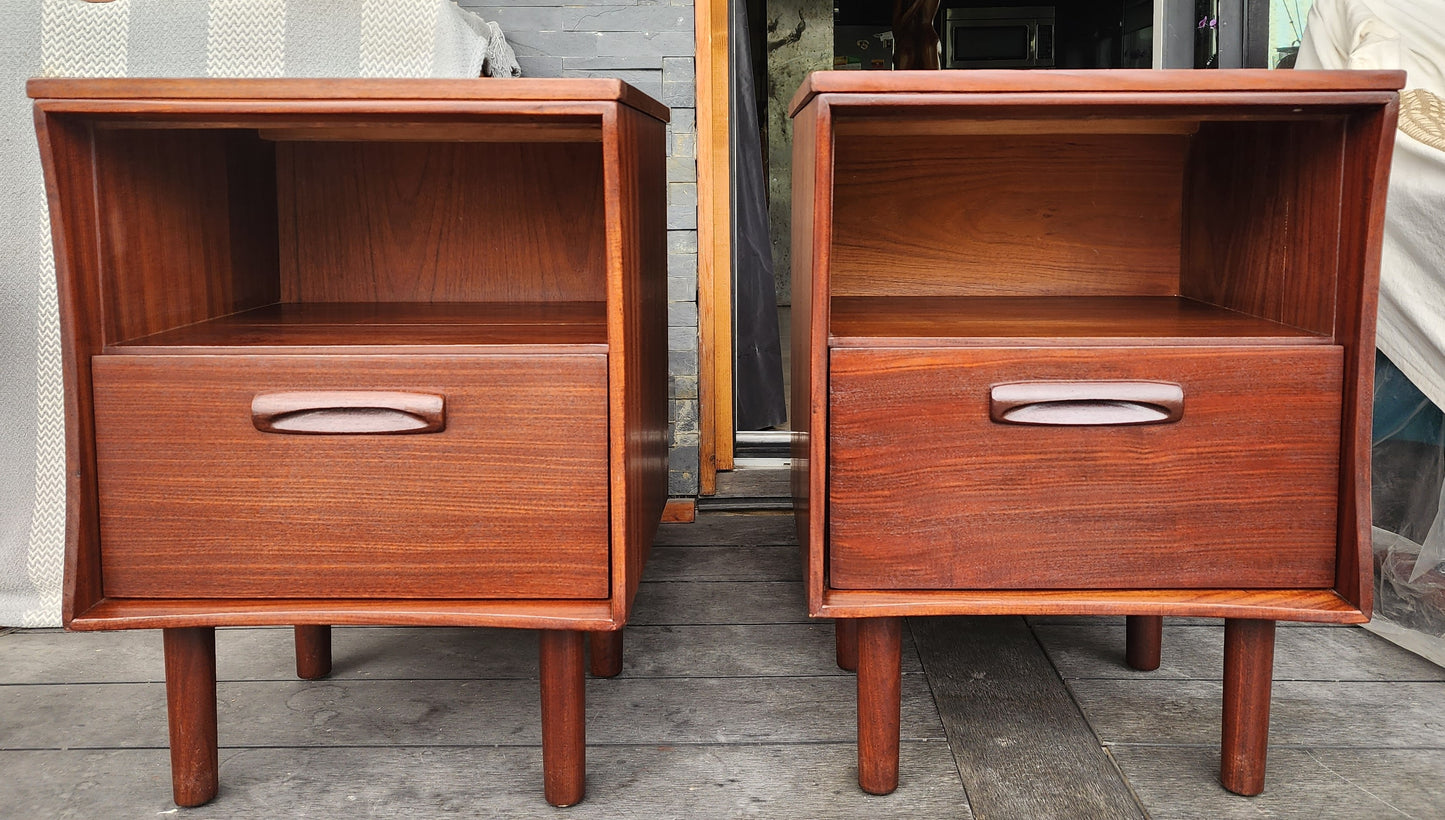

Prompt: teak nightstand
[
  {"left": 789, "top": 70, "right": 1403, "bottom": 796},
  {"left": 30, "top": 78, "right": 669, "bottom": 808}
]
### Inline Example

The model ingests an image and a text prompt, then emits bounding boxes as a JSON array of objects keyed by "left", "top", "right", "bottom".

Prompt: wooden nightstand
[
  {"left": 31, "top": 78, "right": 669, "bottom": 808},
  {"left": 789, "top": 70, "right": 1403, "bottom": 796}
]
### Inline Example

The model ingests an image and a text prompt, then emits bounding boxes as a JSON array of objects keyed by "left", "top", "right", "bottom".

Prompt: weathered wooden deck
[{"left": 3, "top": 511, "right": 1443, "bottom": 818}]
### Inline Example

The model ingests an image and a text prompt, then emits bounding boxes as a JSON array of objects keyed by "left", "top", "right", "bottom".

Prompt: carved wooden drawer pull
[
  {"left": 251, "top": 391, "right": 445, "bottom": 434},
  {"left": 989, "top": 381, "right": 1184, "bottom": 426}
]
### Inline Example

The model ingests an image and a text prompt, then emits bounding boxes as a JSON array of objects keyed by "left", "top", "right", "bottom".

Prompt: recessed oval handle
[
  {"left": 252, "top": 391, "right": 445, "bottom": 435},
  {"left": 990, "top": 381, "right": 1183, "bottom": 426}
]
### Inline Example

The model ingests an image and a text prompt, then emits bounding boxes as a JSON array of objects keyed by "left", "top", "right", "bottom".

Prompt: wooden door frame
[{"left": 695, "top": 0, "right": 732, "bottom": 494}]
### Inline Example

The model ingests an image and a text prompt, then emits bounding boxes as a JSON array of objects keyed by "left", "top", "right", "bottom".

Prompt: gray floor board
[
  {"left": 644, "top": 544, "right": 802, "bottom": 582},
  {"left": 912, "top": 616, "right": 1146, "bottom": 820},
  {"left": 714, "top": 467, "right": 791, "bottom": 499},
  {"left": 630, "top": 581, "right": 811, "bottom": 625},
  {"left": 1037, "top": 622, "right": 1445, "bottom": 683},
  {"left": 618, "top": 623, "right": 924, "bottom": 677},
  {"left": 2, "top": 675, "right": 944, "bottom": 750},
  {"left": 0, "top": 742, "right": 969, "bottom": 819},
  {"left": 1070, "top": 678, "right": 1445, "bottom": 747},
  {"left": 652, "top": 513, "right": 796, "bottom": 547},
  {"left": 1111, "top": 746, "right": 1445, "bottom": 820}
]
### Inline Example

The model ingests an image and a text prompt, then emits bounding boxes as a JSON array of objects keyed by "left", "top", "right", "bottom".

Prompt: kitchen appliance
[{"left": 943, "top": 6, "right": 1055, "bottom": 69}]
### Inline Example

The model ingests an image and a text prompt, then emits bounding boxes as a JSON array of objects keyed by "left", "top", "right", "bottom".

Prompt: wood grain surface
[
  {"left": 279, "top": 141, "right": 606, "bottom": 304},
  {"left": 913, "top": 616, "right": 1147, "bottom": 819},
  {"left": 830, "top": 132, "right": 1185, "bottom": 298},
  {"left": 92, "top": 354, "right": 610, "bottom": 600},
  {"left": 788, "top": 69, "right": 1405, "bottom": 115},
  {"left": 603, "top": 105, "right": 670, "bottom": 621},
  {"left": 94, "top": 128, "right": 278, "bottom": 344},
  {"left": 112, "top": 302, "right": 608, "bottom": 352},
  {"left": 828, "top": 296, "right": 1330, "bottom": 346},
  {"left": 829, "top": 346, "right": 1344, "bottom": 590},
  {"left": 28, "top": 77, "right": 671, "bottom": 122}
]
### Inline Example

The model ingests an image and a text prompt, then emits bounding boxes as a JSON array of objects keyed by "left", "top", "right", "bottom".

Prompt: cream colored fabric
[
  {"left": 1298, "top": 0, "right": 1445, "bottom": 412},
  {"left": 1, "top": 0, "right": 517, "bottom": 627}
]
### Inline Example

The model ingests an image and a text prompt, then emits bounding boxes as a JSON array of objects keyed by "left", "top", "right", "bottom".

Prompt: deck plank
[
  {"left": 912, "top": 615, "right": 1146, "bottom": 819},
  {"left": 644, "top": 544, "right": 802, "bottom": 582},
  {"left": 0, "top": 675, "right": 945, "bottom": 750},
  {"left": 1110, "top": 746, "right": 1445, "bottom": 819},
  {"left": 652, "top": 513, "right": 796, "bottom": 547},
  {"left": 1069, "top": 678, "right": 1445, "bottom": 747},
  {"left": 1036, "top": 622, "right": 1445, "bottom": 682},
  {"left": 0, "top": 742, "right": 968, "bottom": 818}
]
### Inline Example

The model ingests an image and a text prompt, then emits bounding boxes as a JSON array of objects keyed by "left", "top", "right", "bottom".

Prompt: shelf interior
[
  {"left": 110, "top": 301, "right": 609, "bottom": 351},
  {"left": 828, "top": 296, "right": 1331, "bottom": 346},
  {"left": 92, "top": 126, "right": 609, "bottom": 347}
]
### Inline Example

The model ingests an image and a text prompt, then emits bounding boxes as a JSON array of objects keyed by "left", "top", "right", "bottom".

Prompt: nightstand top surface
[
  {"left": 28, "top": 77, "right": 669, "bottom": 122},
  {"left": 790, "top": 68, "right": 1405, "bottom": 117}
]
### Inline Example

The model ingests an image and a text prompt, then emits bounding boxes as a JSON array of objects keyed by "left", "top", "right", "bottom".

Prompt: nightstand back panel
[
  {"left": 830, "top": 133, "right": 1187, "bottom": 298},
  {"left": 278, "top": 140, "right": 607, "bottom": 304},
  {"left": 92, "top": 354, "right": 610, "bottom": 600}
]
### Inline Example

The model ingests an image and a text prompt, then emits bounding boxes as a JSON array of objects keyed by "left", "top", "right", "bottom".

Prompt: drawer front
[
  {"left": 93, "top": 354, "right": 609, "bottom": 599},
  {"left": 828, "top": 346, "right": 1343, "bottom": 590}
]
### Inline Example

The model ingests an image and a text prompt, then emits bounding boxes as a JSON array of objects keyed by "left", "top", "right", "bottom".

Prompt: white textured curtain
[{"left": 0, "top": 0, "right": 517, "bottom": 627}]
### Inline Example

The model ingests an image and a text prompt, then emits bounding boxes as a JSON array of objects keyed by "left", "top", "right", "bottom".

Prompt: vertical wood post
[
  {"left": 857, "top": 616, "right": 902, "bottom": 795},
  {"left": 588, "top": 630, "right": 624, "bottom": 678},
  {"left": 163, "top": 627, "right": 219, "bottom": 808},
  {"left": 294, "top": 625, "right": 332, "bottom": 680},
  {"left": 1221, "top": 618, "right": 1276, "bottom": 796},
  {"left": 1125, "top": 615, "right": 1163, "bottom": 671},
  {"left": 836, "top": 619, "right": 859, "bottom": 672},
  {"left": 540, "top": 630, "right": 587, "bottom": 806}
]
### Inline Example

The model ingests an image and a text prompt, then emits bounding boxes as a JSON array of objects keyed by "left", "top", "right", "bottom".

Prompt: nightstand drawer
[
  {"left": 92, "top": 354, "right": 610, "bottom": 599},
  {"left": 828, "top": 346, "right": 1344, "bottom": 590}
]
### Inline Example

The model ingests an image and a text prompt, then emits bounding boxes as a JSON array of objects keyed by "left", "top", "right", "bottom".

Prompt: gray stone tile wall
[{"left": 461, "top": 0, "right": 701, "bottom": 496}]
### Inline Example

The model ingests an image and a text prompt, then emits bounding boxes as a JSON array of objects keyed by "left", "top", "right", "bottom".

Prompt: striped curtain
[{"left": 1, "top": 0, "right": 515, "bottom": 627}]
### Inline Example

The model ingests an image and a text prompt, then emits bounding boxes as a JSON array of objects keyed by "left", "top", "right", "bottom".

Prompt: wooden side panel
[
  {"left": 279, "top": 141, "right": 607, "bottom": 303},
  {"left": 604, "top": 106, "right": 670, "bottom": 622},
  {"left": 830, "top": 133, "right": 1187, "bottom": 297},
  {"left": 1333, "top": 104, "right": 1398, "bottom": 614},
  {"left": 94, "top": 129, "right": 279, "bottom": 343},
  {"left": 790, "top": 99, "right": 832, "bottom": 615},
  {"left": 34, "top": 112, "right": 105, "bottom": 623},
  {"left": 828, "top": 346, "right": 1344, "bottom": 590},
  {"left": 1180, "top": 120, "right": 1344, "bottom": 336},
  {"left": 92, "top": 354, "right": 610, "bottom": 599}
]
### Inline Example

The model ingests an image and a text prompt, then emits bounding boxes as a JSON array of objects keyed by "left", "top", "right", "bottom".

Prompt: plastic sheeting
[
  {"left": 730, "top": 0, "right": 788, "bottom": 431},
  {"left": 1300, "top": 0, "right": 1445, "bottom": 665},
  {"left": 1372, "top": 353, "right": 1445, "bottom": 665}
]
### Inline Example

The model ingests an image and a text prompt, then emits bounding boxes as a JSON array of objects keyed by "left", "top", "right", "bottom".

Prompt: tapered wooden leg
[
  {"left": 294, "top": 625, "right": 332, "bottom": 680},
  {"left": 163, "top": 627, "right": 218, "bottom": 808},
  {"left": 1221, "top": 618, "right": 1276, "bottom": 796},
  {"left": 588, "top": 629, "right": 624, "bottom": 678},
  {"left": 836, "top": 619, "right": 859, "bottom": 672},
  {"left": 857, "top": 617, "right": 902, "bottom": 795},
  {"left": 540, "top": 630, "right": 586, "bottom": 807},
  {"left": 1125, "top": 615, "right": 1163, "bottom": 671}
]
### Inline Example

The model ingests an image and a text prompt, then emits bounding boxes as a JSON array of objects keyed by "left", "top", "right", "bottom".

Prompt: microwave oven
[{"left": 943, "top": 6, "right": 1055, "bottom": 69}]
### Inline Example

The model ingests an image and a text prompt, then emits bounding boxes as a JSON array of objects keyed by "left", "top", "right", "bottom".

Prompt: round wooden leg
[
  {"left": 163, "top": 627, "right": 219, "bottom": 808},
  {"left": 1221, "top": 618, "right": 1276, "bottom": 796},
  {"left": 294, "top": 625, "right": 332, "bottom": 680},
  {"left": 1125, "top": 615, "right": 1163, "bottom": 672},
  {"left": 588, "top": 629, "right": 624, "bottom": 678},
  {"left": 836, "top": 619, "right": 859, "bottom": 672},
  {"left": 540, "top": 630, "right": 587, "bottom": 806},
  {"left": 857, "top": 617, "right": 902, "bottom": 795}
]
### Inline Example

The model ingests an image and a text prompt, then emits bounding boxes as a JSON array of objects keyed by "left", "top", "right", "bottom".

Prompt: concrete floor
[{"left": 4, "top": 512, "right": 1444, "bottom": 819}]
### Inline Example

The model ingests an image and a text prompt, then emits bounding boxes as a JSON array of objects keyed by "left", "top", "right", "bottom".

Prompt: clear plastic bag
[{"left": 1369, "top": 351, "right": 1445, "bottom": 665}]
